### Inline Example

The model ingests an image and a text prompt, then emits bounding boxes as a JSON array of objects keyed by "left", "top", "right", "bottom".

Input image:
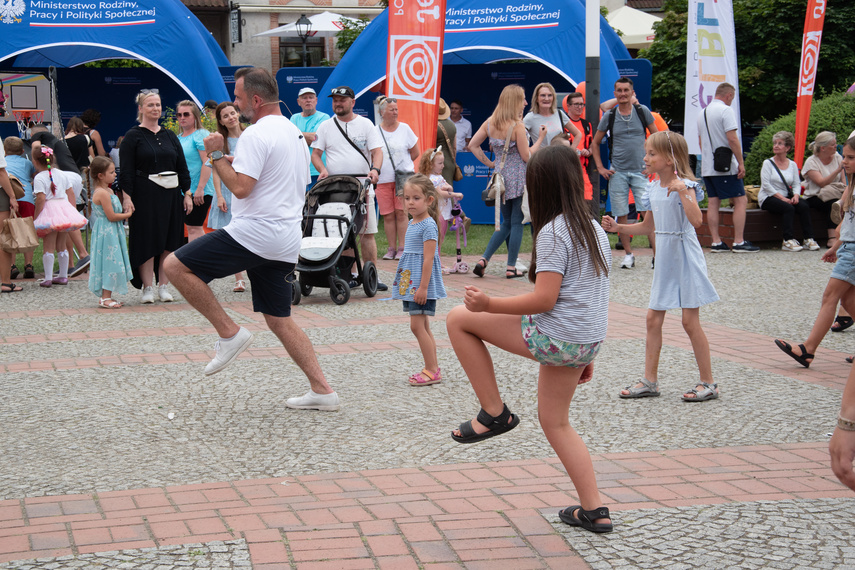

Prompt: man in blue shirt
[{"left": 290, "top": 87, "right": 330, "bottom": 187}]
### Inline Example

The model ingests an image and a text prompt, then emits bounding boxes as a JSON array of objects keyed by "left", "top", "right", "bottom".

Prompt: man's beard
[{"left": 334, "top": 107, "right": 349, "bottom": 117}]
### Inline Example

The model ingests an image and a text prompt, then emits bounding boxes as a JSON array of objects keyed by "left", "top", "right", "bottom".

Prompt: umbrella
[
  {"left": 254, "top": 11, "right": 361, "bottom": 38},
  {"left": 606, "top": 6, "right": 662, "bottom": 50}
]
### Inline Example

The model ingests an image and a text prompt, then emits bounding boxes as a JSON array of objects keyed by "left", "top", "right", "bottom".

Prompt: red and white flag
[
  {"left": 386, "top": 0, "right": 447, "bottom": 153},
  {"left": 794, "top": 0, "right": 826, "bottom": 169}
]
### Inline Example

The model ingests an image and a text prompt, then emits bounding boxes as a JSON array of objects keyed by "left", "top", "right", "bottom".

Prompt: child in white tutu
[{"left": 31, "top": 145, "right": 88, "bottom": 287}]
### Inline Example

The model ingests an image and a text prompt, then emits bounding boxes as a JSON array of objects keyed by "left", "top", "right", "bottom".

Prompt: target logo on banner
[
  {"left": 798, "top": 31, "right": 822, "bottom": 97},
  {"left": 388, "top": 35, "right": 442, "bottom": 104}
]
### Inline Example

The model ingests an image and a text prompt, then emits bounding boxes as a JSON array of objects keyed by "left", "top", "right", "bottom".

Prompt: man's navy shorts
[
  {"left": 703, "top": 175, "right": 745, "bottom": 200},
  {"left": 174, "top": 230, "right": 295, "bottom": 317}
]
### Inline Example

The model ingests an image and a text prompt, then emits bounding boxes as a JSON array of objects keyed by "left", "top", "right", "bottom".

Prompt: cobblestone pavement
[{"left": 1, "top": 248, "right": 854, "bottom": 568}]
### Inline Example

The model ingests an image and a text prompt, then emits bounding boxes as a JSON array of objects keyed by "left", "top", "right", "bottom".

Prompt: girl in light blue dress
[
  {"left": 603, "top": 131, "right": 720, "bottom": 402},
  {"left": 88, "top": 157, "right": 132, "bottom": 308},
  {"left": 392, "top": 174, "right": 447, "bottom": 386}
]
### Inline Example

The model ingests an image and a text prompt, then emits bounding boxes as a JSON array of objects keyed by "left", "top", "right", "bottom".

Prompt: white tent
[
  {"left": 606, "top": 6, "right": 662, "bottom": 50},
  {"left": 254, "top": 11, "right": 360, "bottom": 38}
]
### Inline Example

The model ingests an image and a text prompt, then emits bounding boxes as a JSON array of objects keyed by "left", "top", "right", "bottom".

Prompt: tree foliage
[
  {"left": 640, "top": 0, "right": 855, "bottom": 124},
  {"left": 335, "top": 17, "right": 370, "bottom": 58},
  {"left": 744, "top": 91, "right": 855, "bottom": 184}
]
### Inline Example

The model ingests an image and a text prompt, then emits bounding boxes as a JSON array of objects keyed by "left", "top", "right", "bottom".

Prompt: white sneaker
[
  {"left": 158, "top": 284, "right": 174, "bottom": 302},
  {"left": 782, "top": 239, "right": 803, "bottom": 252},
  {"left": 620, "top": 254, "right": 635, "bottom": 269},
  {"left": 141, "top": 286, "right": 155, "bottom": 304},
  {"left": 285, "top": 390, "right": 341, "bottom": 412},
  {"left": 804, "top": 238, "right": 820, "bottom": 251},
  {"left": 204, "top": 327, "right": 253, "bottom": 376}
]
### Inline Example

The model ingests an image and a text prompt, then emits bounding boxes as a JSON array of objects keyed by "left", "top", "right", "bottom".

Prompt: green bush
[{"left": 745, "top": 92, "right": 855, "bottom": 184}]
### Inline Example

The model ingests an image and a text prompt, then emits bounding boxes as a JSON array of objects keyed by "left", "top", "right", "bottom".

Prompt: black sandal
[
  {"left": 10, "top": 265, "right": 19, "bottom": 280},
  {"left": 451, "top": 404, "right": 520, "bottom": 444},
  {"left": 23, "top": 264, "right": 34, "bottom": 279},
  {"left": 505, "top": 268, "right": 525, "bottom": 279},
  {"left": 559, "top": 505, "right": 613, "bottom": 533},
  {"left": 473, "top": 258, "right": 487, "bottom": 278},
  {"left": 774, "top": 339, "right": 814, "bottom": 368},
  {"left": 832, "top": 316, "right": 854, "bottom": 333},
  {"left": 1, "top": 283, "right": 23, "bottom": 293}
]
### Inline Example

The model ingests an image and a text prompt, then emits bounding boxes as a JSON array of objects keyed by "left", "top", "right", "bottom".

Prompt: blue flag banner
[{"left": 0, "top": 0, "right": 229, "bottom": 105}]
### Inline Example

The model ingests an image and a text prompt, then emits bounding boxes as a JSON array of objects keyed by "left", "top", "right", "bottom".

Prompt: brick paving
[{"left": 1, "top": 249, "right": 853, "bottom": 568}]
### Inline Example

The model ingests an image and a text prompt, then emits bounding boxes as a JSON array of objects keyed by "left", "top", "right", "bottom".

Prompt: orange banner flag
[
  {"left": 794, "top": 0, "right": 827, "bottom": 169},
  {"left": 386, "top": 0, "right": 447, "bottom": 157}
]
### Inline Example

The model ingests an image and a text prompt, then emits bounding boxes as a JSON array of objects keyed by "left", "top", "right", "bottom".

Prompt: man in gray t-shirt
[{"left": 592, "top": 77, "right": 658, "bottom": 269}]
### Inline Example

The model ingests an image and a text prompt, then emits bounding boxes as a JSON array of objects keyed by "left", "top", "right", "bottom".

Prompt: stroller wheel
[
  {"left": 362, "top": 261, "right": 378, "bottom": 297},
  {"left": 330, "top": 277, "right": 351, "bottom": 305},
  {"left": 299, "top": 273, "right": 313, "bottom": 297},
  {"left": 291, "top": 283, "right": 301, "bottom": 305}
]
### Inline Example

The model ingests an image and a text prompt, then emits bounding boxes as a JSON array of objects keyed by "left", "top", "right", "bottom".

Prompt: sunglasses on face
[{"left": 176, "top": 112, "right": 193, "bottom": 118}]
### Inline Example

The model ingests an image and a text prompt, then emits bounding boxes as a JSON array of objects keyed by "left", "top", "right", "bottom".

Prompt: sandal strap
[
  {"left": 457, "top": 419, "right": 477, "bottom": 439},
  {"left": 476, "top": 404, "right": 512, "bottom": 429},
  {"left": 579, "top": 506, "right": 610, "bottom": 522},
  {"left": 623, "top": 378, "right": 658, "bottom": 393}
]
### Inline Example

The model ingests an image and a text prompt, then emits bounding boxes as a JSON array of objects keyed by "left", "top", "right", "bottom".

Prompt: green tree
[
  {"left": 641, "top": 0, "right": 855, "bottom": 124},
  {"left": 84, "top": 59, "right": 152, "bottom": 68},
  {"left": 744, "top": 91, "right": 855, "bottom": 184},
  {"left": 335, "top": 17, "right": 370, "bottom": 59}
]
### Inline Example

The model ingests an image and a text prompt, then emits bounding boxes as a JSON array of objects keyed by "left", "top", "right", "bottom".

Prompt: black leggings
[{"left": 761, "top": 196, "right": 814, "bottom": 241}]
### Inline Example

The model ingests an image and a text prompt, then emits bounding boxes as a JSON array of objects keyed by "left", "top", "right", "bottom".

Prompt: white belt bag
[{"left": 148, "top": 171, "right": 179, "bottom": 189}]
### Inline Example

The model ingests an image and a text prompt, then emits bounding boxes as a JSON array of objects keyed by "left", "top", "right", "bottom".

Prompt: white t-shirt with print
[
  {"left": 376, "top": 122, "right": 418, "bottom": 184},
  {"left": 226, "top": 115, "right": 310, "bottom": 263}
]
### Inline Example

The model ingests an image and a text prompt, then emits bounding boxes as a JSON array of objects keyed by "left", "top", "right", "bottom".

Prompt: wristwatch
[
  {"left": 210, "top": 150, "right": 225, "bottom": 161},
  {"left": 370, "top": 167, "right": 381, "bottom": 175},
  {"left": 184, "top": 191, "right": 192, "bottom": 197}
]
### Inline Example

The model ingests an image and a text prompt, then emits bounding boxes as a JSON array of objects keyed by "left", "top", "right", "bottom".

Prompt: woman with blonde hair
[
  {"left": 119, "top": 89, "right": 192, "bottom": 304},
  {"left": 523, "top": 82, "right": 580, "bottom": 152},
  {"left": 176, "top": 99, "right": 215, "bottom": 243},
  {"left": 468, "top": 84, "right": 546, "bottom": 278},
  {"left": 803, "top": 131, "right": 846, "bottom": 248}
]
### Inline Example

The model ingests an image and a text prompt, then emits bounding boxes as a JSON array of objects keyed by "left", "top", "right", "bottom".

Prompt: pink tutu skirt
[{"left": 34, "top": 197, "right": 88, "bottom": 237}]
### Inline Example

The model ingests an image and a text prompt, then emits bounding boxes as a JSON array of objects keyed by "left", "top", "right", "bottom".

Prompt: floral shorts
[{"left": 521, "top": 315, "right": 602, "bottom": 380}]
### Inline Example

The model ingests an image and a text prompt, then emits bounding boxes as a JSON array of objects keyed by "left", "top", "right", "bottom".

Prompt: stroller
[
  {"left": 292, "top": 175, "right": 378, "bottom": 305},
  {"left": 447, "top": 198, "right": 470, "bottom": 274}
]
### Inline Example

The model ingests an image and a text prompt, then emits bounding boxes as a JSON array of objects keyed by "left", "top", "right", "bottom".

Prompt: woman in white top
[
  {"left": 375, "top": 96, "right": 419, "bottom": 260},
  {"left": 522, "top": 83, "right": 580, "bottom": 152},
  {"left": 803, "top": 131, "right": 846, "bottom": 247},
  {"left": 759, "top": 131, "right": 818, "bottom": 252}
]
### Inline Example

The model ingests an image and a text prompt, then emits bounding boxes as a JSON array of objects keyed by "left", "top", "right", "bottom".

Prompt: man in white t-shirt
[
  {"left": 698, "top": 82, "right": 758, "bottom": 253},
  {"left": 165, "top": 67, "right": 340, "bottom": 412},
  {"left": 449, "top": 100, "right": 472, "bottom": 152},
  {"left": 312, "top": 85, "right": 388, "bottom": 291}
]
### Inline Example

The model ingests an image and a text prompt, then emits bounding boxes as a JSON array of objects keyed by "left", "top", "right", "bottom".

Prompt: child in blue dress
[
  {"left": 88, "top": 157, "right": 133, "bottom": 308},
  {"left": 602, "top": 131, "right": 720, "bottom": 402},
  {"left": 392, "top": 173, "right": 447, "bottom": 386}
]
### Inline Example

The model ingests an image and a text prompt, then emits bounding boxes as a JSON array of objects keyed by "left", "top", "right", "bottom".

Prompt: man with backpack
[{"left": 591, "top": 77, "right": 658, "bottom": 269}]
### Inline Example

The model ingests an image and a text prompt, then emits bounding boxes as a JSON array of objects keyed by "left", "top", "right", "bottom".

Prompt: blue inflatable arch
[
  {"left": 0, "top": 0, "right": 229, "bottom": 105},
  {"left": 319, "top": 0, "right": 630, "bottom": 110}
]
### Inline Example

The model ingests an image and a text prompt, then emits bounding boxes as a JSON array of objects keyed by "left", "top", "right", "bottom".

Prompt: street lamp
[{"left": 295, "top": 14, "right": 312, "bottom": 67}]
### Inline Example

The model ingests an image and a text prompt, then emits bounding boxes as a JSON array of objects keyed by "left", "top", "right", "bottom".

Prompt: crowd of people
[{"left": 2, "top": 73, "right": 855, "bottom": 519}]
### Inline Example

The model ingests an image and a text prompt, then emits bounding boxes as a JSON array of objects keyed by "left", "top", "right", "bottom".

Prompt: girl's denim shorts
[{"left": 832, "top": 243, "right": 855, "bottom": 286}]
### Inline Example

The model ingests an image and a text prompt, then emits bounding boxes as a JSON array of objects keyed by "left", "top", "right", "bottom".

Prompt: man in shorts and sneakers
[
  {"left": 592, "top": 77, "right": 658, "bottom": 269},
  {"left": 164, "top": 67, "right": 339, "bottom": 412},
  {"left": 312, "top": 86, "right": 388, "bottom": 291},
  {"left": 698, "top": 82, "right": 759, "bottom": 253}
]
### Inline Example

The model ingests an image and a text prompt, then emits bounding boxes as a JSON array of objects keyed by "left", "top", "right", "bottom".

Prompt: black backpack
[{"left": 606, "top": 104, "right": 649, "bottom": 155}]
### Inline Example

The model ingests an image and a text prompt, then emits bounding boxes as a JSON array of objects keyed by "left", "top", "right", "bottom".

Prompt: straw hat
[{"left": 437, "top": 98, "right": 451, "bottom": 120}]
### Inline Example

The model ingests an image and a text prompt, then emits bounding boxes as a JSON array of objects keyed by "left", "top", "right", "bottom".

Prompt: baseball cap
[
  {"left": 329, "top": 86, "right": 355, "bottom": 98},
  {"left": 297, "top": 87, "right": 316, "bottom": 97}
]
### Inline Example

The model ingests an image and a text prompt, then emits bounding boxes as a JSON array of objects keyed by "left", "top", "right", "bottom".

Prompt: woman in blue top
[
  {"left": 392, "top": 174, "right": 447, "bottom": 386},
  {"left": 176, "top": 100, "right": 214, "bottom": 242}
]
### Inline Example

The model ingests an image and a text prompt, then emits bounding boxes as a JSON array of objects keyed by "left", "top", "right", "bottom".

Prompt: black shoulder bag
[
  {"left": 704, "top": 108, "right": 734, "bottom": 172},
  {"left": 378, "top": 125, "right": 414, "bottom": 197},
  {"left": 767, "top": 159, "right": 794, "bottom": 199}
]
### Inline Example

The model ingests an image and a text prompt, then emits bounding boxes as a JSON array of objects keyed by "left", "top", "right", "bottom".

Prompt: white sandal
[
  {"left": 233, "top": 280, "right": 246, "bottom": 292},
  {"left": 98, "top": 298, "right": 123, "bottom": 309},
  {"left": 619, "top": 378, "right": 660, "bottom": 399}
]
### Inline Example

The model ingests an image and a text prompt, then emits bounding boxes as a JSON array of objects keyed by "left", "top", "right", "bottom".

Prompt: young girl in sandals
[
  {"left": 602, "top": 131, "right": 720, "bottom": 401},
  {"left": 31, "top": 144, "right": 88, "bottom": 288},
  {"left": 447, "top": 145, "right": 613, "bottom": 533},
  {"left": 392, "top": 174, "right": 447, "bottom": 386},
  {"left": 418, "top": 147, "right": 463, "bottom": 272},
  {"left": 775, "top": 136, "right": 855, "bottom": 368},
  {"left": 88, "top": 157, "right": 133, "bottom": 308}
]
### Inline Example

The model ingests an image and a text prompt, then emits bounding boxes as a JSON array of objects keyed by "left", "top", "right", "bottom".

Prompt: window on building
[{"left": 280, "top": 37, "right": 325, "bottom": 67}]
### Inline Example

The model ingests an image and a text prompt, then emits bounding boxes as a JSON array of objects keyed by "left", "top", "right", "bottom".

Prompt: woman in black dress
[
  {"left": 119, "top": 90, "right": 192, "bottom": 304},
  {"left": 64, "top": 117, "right": 92, "bottom": 171}
]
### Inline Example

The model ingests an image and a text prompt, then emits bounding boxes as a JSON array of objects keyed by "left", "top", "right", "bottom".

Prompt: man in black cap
[{"left": 311, "top": 86, "right": 388, "bottom": 291}]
